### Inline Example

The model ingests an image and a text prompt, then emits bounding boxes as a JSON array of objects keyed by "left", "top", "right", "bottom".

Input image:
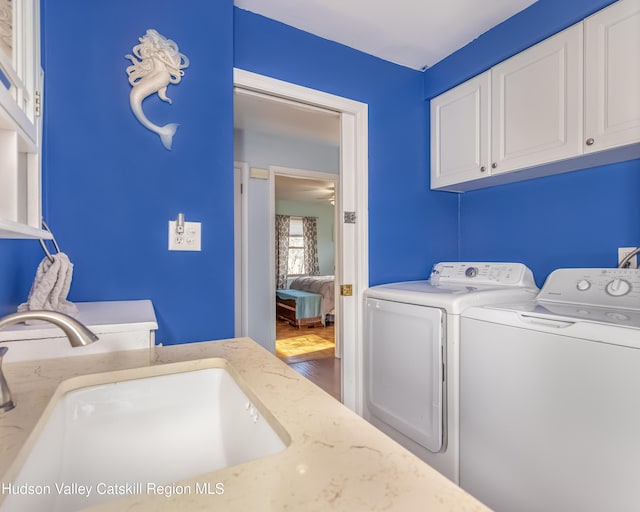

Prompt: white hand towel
[{"left": 17, "top": 252, "right": 79, "bottom": 317}]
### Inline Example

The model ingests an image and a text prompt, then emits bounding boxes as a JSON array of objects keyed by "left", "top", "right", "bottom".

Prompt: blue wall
[
  {"left": 424, "top": 0, "right": 640, "bottom": 286},
  {"left": 235, "top": 8, "right": 458, "bottom": 286},
  {"left": 1, "top": 3, "right": 455, "bottom": 341},
  {"left": 38, "top": 0, "right": 234, "bottom": 344},
  {"left": 0, "top": 240, "right": 42, "bottom": 316},
  {"left": 3, "top": 0, "right": 636, "bottom": 339}
]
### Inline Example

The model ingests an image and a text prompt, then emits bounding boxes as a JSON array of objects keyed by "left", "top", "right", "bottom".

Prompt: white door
[
  {"left": 584, "top": 0, "right": 640, "bottom": 153},
  {"left": 365, "top": 298, "right": 444, "bottom": 452},
  {"left": 430, "top": 72, "right": 491, "bottom": 190},
  {"left": 491, "top": 24, "right": 583, "bottom": 175},
  {"left": 233, "top": 69, "right": 369, "bottom": 413}
]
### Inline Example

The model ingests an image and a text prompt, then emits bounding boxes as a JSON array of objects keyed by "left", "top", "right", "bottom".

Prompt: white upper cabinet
[
  {"left": 490, "top": 24, "right": 583, "bottom": 175},
  {"left": 0, "top": 0, "right": 47, "bottom": 239},
  {"left": 430, "top": 0, "right": 640, "bottom": 192},
  {"left": 430, "top": 72, "right": 491, "bottom": 190},
  {"left": 584, "top": 0, "right": 640, "bottom": 153}
]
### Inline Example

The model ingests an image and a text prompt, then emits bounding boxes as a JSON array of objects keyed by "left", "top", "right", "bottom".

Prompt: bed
[
  {"left": 289, "top": 275, "right": 335, "bottom": 318},
  {"left": 275, "top": 289, "right": 323, "bottom": 328}
]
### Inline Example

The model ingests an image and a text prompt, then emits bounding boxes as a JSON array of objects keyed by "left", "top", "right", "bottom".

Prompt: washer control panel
[
  {"left": 430, "top": 262, "right": 536, "bottom": 288},
  {"left": 538, "top": 268, "right": 640, "bottom": 311}
]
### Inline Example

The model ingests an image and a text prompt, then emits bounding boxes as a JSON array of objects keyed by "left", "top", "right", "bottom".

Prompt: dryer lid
[{"left": 364, "top": 262, "right": 538, "bottom": 314}]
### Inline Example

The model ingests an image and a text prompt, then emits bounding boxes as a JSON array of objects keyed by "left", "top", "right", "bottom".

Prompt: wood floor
[
  {"left": 288, "top": 357, "right": 341, "bottom": 401},
  {"left": 275, "top": 319, "right": 335, "bottom": 345},
  {"left": 276, "top": 318, "right": 341, "bottom": 401}
]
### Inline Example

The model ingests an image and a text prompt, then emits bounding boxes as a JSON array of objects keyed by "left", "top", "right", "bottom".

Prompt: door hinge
[
  {"left": 35, "top": 91, "right": 42, "bottom": 117},
  {"left": 344, "top": 211, "right": 356, "bottom": 224},
  {"left": 340, "top": 284, "right": 353, "bottom": 296}
]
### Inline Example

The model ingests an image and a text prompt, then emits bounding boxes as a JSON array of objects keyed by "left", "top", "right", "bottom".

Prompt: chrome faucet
[{"left": 0, "top": 310, "right": 99, "bottom": 414}]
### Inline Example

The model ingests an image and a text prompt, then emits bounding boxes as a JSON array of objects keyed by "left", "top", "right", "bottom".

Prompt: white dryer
[
  {"left": 460, "top": 268, "right": 640, "bottom": 512},
  {"left": 363, "top": 262, "right": 538, "bottom": 483}
]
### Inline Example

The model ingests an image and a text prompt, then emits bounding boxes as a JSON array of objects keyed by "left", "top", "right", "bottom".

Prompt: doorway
[{"left": 233, "top": 69, "right": 368, "bottom": 414}]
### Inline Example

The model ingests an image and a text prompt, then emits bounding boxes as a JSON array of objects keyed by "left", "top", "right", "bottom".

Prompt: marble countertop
[{"left": 0, "top": 337, "right": 490, "bottom": 511}]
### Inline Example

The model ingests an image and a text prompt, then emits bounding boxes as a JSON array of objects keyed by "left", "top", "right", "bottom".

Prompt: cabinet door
[
  {"left": 430, "top": 72, "right": 490, "bottom": 190},
  {"left": 584, "top": 0, "right": 640, "bottom": 153},
  {"left": 491, "top": 24, "right": 583, "bottom": 175}
]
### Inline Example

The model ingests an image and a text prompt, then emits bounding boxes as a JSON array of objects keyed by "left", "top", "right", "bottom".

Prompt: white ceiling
[
  {"left": 275, "top": 175, "right": 336, "bottom": 205},
  {"left": 234, "top": 89, "right": 340, "bottom": 145},
  {"left": 234, "top": 94, "right": 339, "bottom": 205},
  {"left": 234, "top": 0, "right": 538, "bottom": 70}
]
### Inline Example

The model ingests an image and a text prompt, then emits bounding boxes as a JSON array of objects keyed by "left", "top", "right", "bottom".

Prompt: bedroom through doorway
[{"left": 274, "top": 174, "right": 338, "bottom": 367}]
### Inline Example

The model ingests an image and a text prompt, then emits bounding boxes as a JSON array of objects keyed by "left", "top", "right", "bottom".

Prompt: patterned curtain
[
  {"left": 275, "top": 215, "right": 290, "bottom": 289},
  {"left": 302, "top": 216, "right": 320, "bottom": 275}
]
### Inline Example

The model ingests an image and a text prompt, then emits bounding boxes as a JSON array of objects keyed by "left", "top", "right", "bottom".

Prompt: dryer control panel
[
  {"left": 538, "top": 268, "right": 640, "bottom": 311},
  {"left": 430, "top": 262, "right": 536, "bottom": 288}
]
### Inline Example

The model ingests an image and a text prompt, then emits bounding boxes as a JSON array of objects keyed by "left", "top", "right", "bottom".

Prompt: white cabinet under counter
[
  {"left": 430, "top": 0, "right": 640, "bottom": 193},
  {"left": 0, "top": 300, "right": 158, "bottom": 362}
]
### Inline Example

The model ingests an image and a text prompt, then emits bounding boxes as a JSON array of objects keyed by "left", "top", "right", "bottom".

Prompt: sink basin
[{"left": 0, "top": 359, "right": 289, "bottom": 511}]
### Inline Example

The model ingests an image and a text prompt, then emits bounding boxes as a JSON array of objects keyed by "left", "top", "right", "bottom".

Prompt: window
[{"left": 287, "top": 217, "right": 305, "bottom": 275}]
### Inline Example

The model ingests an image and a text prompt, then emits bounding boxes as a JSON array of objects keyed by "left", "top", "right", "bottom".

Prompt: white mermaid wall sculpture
[{"left": 125, "top": 29, "right": 189, "bottom": 150}]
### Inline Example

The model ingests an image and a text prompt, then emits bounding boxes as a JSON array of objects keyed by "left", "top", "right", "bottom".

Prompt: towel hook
[{"left": 38, "top": 219, "right": 61, "bottom": 263}]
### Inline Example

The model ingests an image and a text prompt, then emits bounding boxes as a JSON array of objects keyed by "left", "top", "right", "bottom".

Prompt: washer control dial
[
  {"left": 605, "top": 278, "right": 632, "bottom": 297},
  {"left": 576, "top": 279, "right": 591, "bottom": 291},
  {"left": 465, "top": 267, "right": 478, "bottom": 278}
]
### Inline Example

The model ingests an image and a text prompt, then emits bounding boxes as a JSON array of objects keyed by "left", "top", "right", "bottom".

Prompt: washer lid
[
  {"left": 478, "top": 300, "right": 640, "bottom": 330},
  {"left": 364, "top": 280, "right": 538, "bottom": 314},
  {"left": 464, "top": 267, "right": 640, "bottom": 330},
  {"left": 462, "top": 302, "right": 640, "bottom": 349}
]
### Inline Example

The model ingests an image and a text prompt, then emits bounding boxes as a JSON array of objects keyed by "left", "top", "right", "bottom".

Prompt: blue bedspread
[{"left": 276, "top": 289, "right": 322, "bottom": 319}]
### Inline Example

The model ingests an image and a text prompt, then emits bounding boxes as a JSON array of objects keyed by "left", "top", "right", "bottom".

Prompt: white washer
[
  {"left": 460, "top": 268, "right": 640, "bottom": 512},
  {"left": 363, "top": 262, "right": 538, "bottom": 483}
]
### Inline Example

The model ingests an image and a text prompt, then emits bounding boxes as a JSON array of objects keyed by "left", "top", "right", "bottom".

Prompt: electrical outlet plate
[
  {"left": 618, "top": 247, "right": 638, "bottom": 269},
  {"left": 168, "top": 220, "right": 201, "bottom": 251}
]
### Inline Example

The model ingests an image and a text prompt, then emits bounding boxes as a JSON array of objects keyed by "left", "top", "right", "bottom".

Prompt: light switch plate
[{"left": 169, "top": 220, "right": 201, "bottom": 251}]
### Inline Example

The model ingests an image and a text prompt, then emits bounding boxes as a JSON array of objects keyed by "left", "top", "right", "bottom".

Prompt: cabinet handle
[
  {"left": 480, "top": 166, "right": 486, "bottom": 172},
  {"left": 491, "top": 162, "right": 497, "bottom": 169},
  {"left": 586, "top": 138, "right": 595, "bottom": 146}
]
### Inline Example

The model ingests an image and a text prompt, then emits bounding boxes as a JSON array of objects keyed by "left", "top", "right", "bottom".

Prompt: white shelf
[{"left": 0, "top": 218, "right": 51, "bottom": 239}]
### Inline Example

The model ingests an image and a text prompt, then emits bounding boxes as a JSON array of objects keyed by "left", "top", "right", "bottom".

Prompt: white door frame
[
  {"left": 233, "top": 68, "right": 369, "bottom": 414},
  {"left": 233, "top": 161, "right": 249, "bottom": 338}
]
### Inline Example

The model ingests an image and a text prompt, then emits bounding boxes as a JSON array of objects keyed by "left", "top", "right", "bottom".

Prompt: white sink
[{"left": 1, "top": 360, "right": 289, "bottom": 511}]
